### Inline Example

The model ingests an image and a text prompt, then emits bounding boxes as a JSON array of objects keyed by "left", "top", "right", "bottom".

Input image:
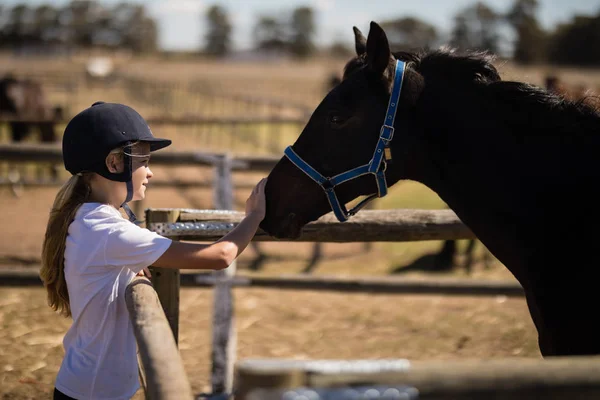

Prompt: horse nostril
[{"left": 284, "top": 213, "right": 298, "bottom": 228}]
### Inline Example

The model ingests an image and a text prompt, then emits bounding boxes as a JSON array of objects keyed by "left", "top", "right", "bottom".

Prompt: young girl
[{"left": 40, "top": 101, "right": 267, "bottom": 400}]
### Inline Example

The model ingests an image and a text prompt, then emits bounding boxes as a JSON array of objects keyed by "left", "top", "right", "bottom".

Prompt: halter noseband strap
[{"left": 284, "top": 60, "right": 406, "bottom": 222}]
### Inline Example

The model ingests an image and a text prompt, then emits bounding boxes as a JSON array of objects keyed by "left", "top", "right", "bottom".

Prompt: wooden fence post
[
  {"left": 147, "top": 209, "right": 181, "bottom": 343},
  {"left": 132, "top": 200, "right": 146, "bottom": 226},
  {"left": 126, "top": 276, "right": 193, "bottom": 400},
  {"left": 211, "top": 154, "right": 237, "bottom": 395}
]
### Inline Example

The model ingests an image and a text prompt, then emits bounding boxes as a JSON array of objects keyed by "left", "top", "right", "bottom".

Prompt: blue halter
[{"left": 284, "top": 60, "right": 406, "bottom": 222}]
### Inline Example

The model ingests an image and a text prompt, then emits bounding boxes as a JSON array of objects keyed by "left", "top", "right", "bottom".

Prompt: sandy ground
[{"left": 0, "top": 287, "right": 539, "bottom": 399}]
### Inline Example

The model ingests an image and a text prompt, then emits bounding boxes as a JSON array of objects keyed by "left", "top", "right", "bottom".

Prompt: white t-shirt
[{"left": 55, "top": 202, "right": 172, "bottom": 400}]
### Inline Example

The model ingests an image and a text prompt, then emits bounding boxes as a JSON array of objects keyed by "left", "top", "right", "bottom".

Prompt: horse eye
[{"left": 329, "top": 113, "right": 345, "bottom": 125}]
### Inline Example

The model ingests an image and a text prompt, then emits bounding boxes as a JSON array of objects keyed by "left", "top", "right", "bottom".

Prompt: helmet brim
[{"left": 141, "top": 138, "right": 172, "bottom": 152}]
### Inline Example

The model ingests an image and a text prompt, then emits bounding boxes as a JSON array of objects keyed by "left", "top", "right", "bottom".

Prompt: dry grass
[
  {"left": 1, "top": 53, "right": 599, "bottom": 112},
  {"left": 0, "top": 287, "right": 539, "bottom": 399}
]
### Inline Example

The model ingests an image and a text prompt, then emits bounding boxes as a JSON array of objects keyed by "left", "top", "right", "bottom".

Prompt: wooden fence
[
  {"left": 0, "top": 142, "right": 279, "bottom": 214},
  {"left": 0, "top": 114, "right": 307, "bottom": 154},
  {"left": 141, "top": 207, "right": 600, "bottom": 399},
  {"left": 0, "top": 143, "right": 346, "bottom": 273},
  {"left": 0, "top": 70, "right": 315, "bottom": 124},
  {"left": 235, "top": 357, "right": 600, "bottom": 400},
  {"left": 0, "top": 142, "right": 279, "bottom": 168},
  {"left": 120, "top": 76, "right": 314, "bottom": 119}
]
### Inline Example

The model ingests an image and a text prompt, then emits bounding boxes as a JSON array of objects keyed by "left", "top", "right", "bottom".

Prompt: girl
[{"left": 40, "top": 101, "right": 267, "bottom": 400}]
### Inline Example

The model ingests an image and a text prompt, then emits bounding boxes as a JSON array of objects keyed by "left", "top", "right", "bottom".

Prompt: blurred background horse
[{"left": 0, "top": 74, "right": 63, "bottom": 181}]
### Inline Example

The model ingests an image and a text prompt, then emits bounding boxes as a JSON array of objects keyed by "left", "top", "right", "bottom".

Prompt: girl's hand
[{"left": 245, "top": 178, "right": 267, "bottom": 220}]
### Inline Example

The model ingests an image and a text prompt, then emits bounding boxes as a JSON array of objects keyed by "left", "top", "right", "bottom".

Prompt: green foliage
[
  {"left": 204, "top": 5, "right": 232, "bottom": 57},
  {"left": 450, "top": 2, "right": 501, "bottom": 55},
  {"left": 289, "top": 7, "right": 316, "bottom": 58},
  {"left": 252, "top": 6, "right": 316, "bottom": 58},
  {"left": 506, "top": 0, "right": 548, "bottom": 64},
  {"left": 547, "top": 15, "right": 600, "bottom": 66},
  {"left": 0, "top": 1, "right": 158, "bottom": 54},
  {"left": 380, "top": 17, "right": 438, "bottom": 52},
  {"left": 253, "top": 16, "right": 287, "bottom": 51}
]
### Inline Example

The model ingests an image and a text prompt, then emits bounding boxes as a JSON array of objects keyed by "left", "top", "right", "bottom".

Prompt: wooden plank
[
  {"left": 165, "top": 209, "right": 476, "bottom": 242},
  {"left": 125, "top": 276, "right": 193, "bottom": 400},
  {"left": 146, "top": 209, "right": 181, "bottom": 343},
  {"left": 146, "top": 116, "right": 306, "bottom": 126},
  {"left": 188, "top": 274, "right": 524, "bottom": 296},
  {"left": 0, "top": 177, "right": 258, "bottom": 190},
  {"left": 0, "top": 143, "right": 279, "bottom": 171},
  {"left": 0, "top": 115, "right": 305, "bottom": 125},
  {"left": 235, "top": 357, "right": 600, "bottom": 400},
  {"left": 211, "top": 155, "right": 237, "bottom": 395},
  {"left": 0, "top": 269, "right": 524, "bottom": 297}
]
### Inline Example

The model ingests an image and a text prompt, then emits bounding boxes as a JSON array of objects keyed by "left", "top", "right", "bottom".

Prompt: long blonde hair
[{"left": 40, "top": 173, "right": 92, "bottom": 317}]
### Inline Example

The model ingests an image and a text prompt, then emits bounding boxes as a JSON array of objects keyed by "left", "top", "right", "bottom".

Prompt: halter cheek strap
[{"left": 284, "top": 60, "right": 406, "bottom": 222}]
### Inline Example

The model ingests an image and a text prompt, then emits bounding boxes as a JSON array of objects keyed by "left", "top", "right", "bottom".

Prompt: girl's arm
[{"left": 151, "top": 178, "right": 267, "bottom": 271}]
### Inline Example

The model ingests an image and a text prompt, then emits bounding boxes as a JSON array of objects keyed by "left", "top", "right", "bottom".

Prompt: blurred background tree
[
  {"left": 251, "top": 6, "right": 316, "bottom": 58},
  {"left": 506, "top": 0, "right": 547, "bottom": 64},
  {"left": 547, "top": 14, "right": 600, "bottom": 66},
  {"left": 0, "top": 0, "right": 158, "bottom": 55},
  {"left": 289, "top": 6, "right": 316, "bottom": 58},
  {"left": 253, "top": 16, "right": 287, "bottom": 51},
  {"left": 0, "top": 0, "right": 598, "bottom": 67},
  {"left": 450, "top": 2, "right": 501, "bottom": 54},
  {"left": 380, "top": 17, "right": 438, "bottom": 52},
  {"left": 203, "top": 5, "right": 232, "bottom": 57}
]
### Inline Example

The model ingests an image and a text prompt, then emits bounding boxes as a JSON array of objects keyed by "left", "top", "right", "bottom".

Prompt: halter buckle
[{"left": 380, "top": 124, "right": 395, "bottom": 141}]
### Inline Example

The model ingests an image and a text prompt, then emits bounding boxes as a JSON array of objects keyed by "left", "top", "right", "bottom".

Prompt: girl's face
[{"left": 129, "top": 143, "right": 153, "bottom": 201}]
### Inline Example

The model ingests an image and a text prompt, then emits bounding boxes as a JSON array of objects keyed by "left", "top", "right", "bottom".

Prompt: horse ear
[
  {"left": 366, "top": 21, "right": 391, "bottom": 75},
  {"left": 353, "top": 26, "right": 367, "bottom": 56}
]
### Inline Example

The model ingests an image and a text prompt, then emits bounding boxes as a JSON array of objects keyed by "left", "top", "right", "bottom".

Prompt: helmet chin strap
[
  {"left": 121, "top": 180, "right": 139, "bottom": 224},
  {"left": 120, "top": 145, "right": 140, "bottom": 224}
]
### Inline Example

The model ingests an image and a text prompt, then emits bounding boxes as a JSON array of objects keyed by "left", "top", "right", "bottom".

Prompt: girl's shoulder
[{"left": 75, "top": 202, "right": 126, "bottom": 230}]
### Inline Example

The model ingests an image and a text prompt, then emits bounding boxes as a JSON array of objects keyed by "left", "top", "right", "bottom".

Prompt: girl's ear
[{"left": 106, "top": 153, "right": 123, "bottom": 173}]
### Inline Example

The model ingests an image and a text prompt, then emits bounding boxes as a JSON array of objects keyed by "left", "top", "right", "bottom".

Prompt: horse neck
[
  {"left": 394, "top": 83, "right": 600, "bottom": 285},
  {"left": 402, "top": 82, "right": 596, "bottom": 196}
]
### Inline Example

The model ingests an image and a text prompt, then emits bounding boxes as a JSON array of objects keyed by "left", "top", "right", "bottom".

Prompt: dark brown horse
[
  {"left": 0, "top": 75, "right": 62, "bottom": 179},
  {"left": 260, "top": 22, "right": 600, "bottom": 357}
]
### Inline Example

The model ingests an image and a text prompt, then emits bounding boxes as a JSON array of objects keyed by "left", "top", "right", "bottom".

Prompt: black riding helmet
[{"left": 62, "top": 101, "right": 171, "bottom": 221}]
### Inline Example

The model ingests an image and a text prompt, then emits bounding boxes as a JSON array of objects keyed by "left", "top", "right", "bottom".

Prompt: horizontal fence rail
[
  {"left": 142, "top": 206, "right": 480, "bottom": 397},
  {"left": 148, "top": 209, "right": 476, "bottom": 242},
  {"left": 186, "top": 273, "right": 524, "bottom": 296},
  {"left": 0, "top": 143, "right": 280, "bottom": 171},
  {"left": 235, "top": 356, "right": 600, "bottom": 400},
  {"left": 0, "top": 176, "right": 258, "bottom": 190},
  {"left": 0, "top": 115, "right": 306, "bottom": 126},
  {"left": 0, "top": 269, "right": 525, "bottom": 297}
]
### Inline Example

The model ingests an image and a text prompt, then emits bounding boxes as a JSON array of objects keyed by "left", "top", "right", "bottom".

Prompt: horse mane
[
  {"left": 343, "top": 47, "right": 501, "bottom": 84},
  {"left": 343, "top": 47, "right": 600, "bottom": 125}
]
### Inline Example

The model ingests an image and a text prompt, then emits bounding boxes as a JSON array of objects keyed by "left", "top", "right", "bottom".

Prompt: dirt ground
[
  {"left": 0, "top": 170, "right": 542, "bottom": 400},
  {"left": 0, "top": 287, "right": 539, "bottom": 400}
]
